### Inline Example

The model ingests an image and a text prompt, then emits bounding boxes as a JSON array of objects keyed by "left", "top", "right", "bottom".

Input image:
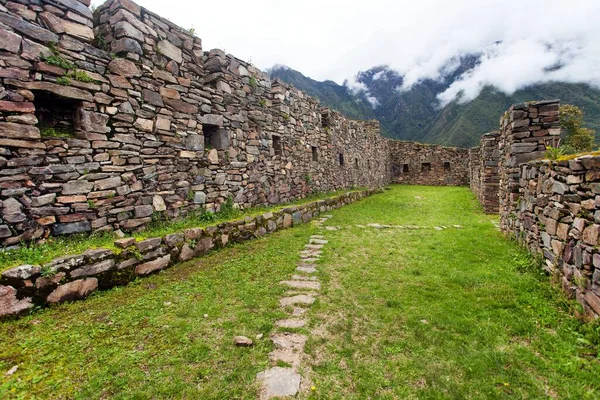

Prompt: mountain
[{"left": 269, "top": 63, "right": 600, "bottom": 148}]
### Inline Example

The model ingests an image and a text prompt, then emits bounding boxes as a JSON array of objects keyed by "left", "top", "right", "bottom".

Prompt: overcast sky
[{"left": 92, "top": 0, "right": 600, "bottom": 106}]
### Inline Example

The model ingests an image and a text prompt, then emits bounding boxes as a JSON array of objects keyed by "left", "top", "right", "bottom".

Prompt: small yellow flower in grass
[
  {"left": 311, "top": 385, "right": 316, "bottom": 391},
  {"left": 503, "top": 382, "right": 510, "bottom": 387}
]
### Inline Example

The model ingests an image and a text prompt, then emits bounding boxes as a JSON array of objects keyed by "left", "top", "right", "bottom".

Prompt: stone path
[
  {"left": 255, "top": 215, "right": 332, "bottom": 399},
  {"left": 357, "top": 223, "right": 463, "bottom": 230}
]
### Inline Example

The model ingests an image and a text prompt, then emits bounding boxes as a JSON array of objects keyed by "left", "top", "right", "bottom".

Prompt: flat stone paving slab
[
  {"left": 311, "top": 235, "right": 325, "bottom": 239},
  {"left": 291, "top": 274, "right": 318, "bottom": 281},
  {"left": 310, "top": 239, "right": 328, "bottom": 244},
  {"left": 256, "top": 367, "right": 301, "bottom": 399},
  {"left": 269, "top": 348, "right": 302, "bottom": 367},
  {"left": 280, "top": 294, "right": 315, "bottom": 307},
  {"left": 275, "top": 318, "right": 307, "bottom": 329},
  {"left": 272, "top": 333, "right": 308, "bottom": 351},
  {"left": 280, "top": 280, "right": 321, "bottom": 290}
]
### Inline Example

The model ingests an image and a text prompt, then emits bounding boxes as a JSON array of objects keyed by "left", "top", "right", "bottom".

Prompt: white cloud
[{"left": 91, "top": 0, "right": 600, "bottom": 105}]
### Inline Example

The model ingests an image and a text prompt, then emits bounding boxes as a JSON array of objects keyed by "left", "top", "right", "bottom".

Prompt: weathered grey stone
[
  {"left": 62, "top": 181, "right": 94, "bottom": 195},
  {"left": 111, "top": 37, "right": 143, "bottom": 55},
  {"left": 279, "top": 294, "right": 315, "bottom": 307},
  {"left": 157, "top": 40, "right": 183, "bottom": 63},
  {"left": 2, "top": 264, "right": 40, "bottom": 281},
  {"left": 256, "top": 368, "right": 301, "bottom": 399},
  {"left": 0, "top": 13, "right": 59, "bottom": 43},
  {"left": 71, "top": 260, "right": 115, "bottom": 278},
  {"left": 136, "top": 237, "right": 162, "bottom": 252}
]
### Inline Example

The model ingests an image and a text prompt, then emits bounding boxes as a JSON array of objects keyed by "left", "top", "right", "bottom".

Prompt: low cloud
[{"left": 92, "top": 0, "right": 600, "bottom": 107}]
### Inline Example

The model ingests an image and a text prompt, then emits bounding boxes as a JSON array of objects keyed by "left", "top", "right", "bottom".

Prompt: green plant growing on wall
[
  {"left": 43, "top": 42, "right": 75, "bottom": 70},
  {"left": 545, "top": 146, "right": 565, "bottom": 161},
  {"left": 56, "top": 76, "right": 71, "bottom": 86},
  {"left": 249, "top": 76, "right": 257, "bottom": 88},
  {"left": 188, "top": 27, "right": 196, "bottom": 36},
  {"left": 283, "top": 114, "right": 290, "bottom": 121},
  {"left": 67, "top": 70, "right": 98, "bottom": 83},
  {"left": 559, "top": 104, "right": 596, "bottom": 152},
  {"left": 40, "top": 126, "right": 74, "bottom": 138},
  {"left": 258, "top": 99, "right": 267, "bottom": 107},
  {"left": 40, "top": 265, "right": 56, "bottom": 278},
  {"left": 305, "top": 174, "right": 312, "bottom": 184}
]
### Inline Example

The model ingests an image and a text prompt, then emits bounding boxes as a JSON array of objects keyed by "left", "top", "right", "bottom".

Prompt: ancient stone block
[
  {"left": 108, "top": 58, "right": 141, "bottom": 77},
  {"left": 47, "top": 278, "right": 98, "bottom": 304},
  {"left": 0, "top": 285, "right": 33, "bottom": 318},
  {"left": 135, "top": 255, "right": 171, "bottom": 276},
  {"left": 71, "top": 260, "right": 115, "bottom": 279},
  {"left": 0, "top": 27, "right": 21, "bottom": 53},
  {"left": 157, "top": 40, "right": 183, "bottom": 63}
]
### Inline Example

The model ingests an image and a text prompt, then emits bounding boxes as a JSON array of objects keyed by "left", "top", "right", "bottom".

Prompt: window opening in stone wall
[
  {"left": 273, "top": 135, "right": 283, "bottom": 156},
  {"left": 321, "top": 112, "right": 330, "bottom": 128},
  {"left": 203, "top": 124, "right": 220, "bottom": 150},
  {"left": 339, "top": 153, "right": 345, "bottom": 166},
  {"left": 34, "top": 91, "right": 81, "bottom": 138},
  {"left": 355, "top": 158, "right": 359, "bottom": 169},
  {"left": 403, "top": 164, "right": 409, "bottom": 173},
  {"left": 444, "top": 161, "right": 451, "bottom": 171},
  {"left": 312, "top": 146, "right": 319, "bottom": 161},
  {"left": 421, "top": 163, "right": 431, "bottom": 172}
]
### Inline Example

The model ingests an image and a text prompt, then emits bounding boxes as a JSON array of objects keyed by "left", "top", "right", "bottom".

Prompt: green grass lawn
[{"left": 1, "top": 185, "right": 599, "bottom": 399}]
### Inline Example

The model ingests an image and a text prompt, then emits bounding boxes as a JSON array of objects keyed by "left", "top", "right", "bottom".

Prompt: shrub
[{"left": 559, "top": 104, "right": 596, "bottom": 152}]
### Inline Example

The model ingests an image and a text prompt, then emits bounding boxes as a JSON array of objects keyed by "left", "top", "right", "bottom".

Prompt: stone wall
[
  {"left": 389, "top": 140, "right": 469, "bottom": 186},
  {"left": 469, "top": 132, "right": 500, "bottom": 213},
  {"left": 499, "top": 100, "right": 561, "bottom": 233},
  {"left": 0, "top": 189, "right": 378, "bottom": 318},
  {"left": 469, "top": 100, "right": 600, "bottom": 318},
  {"left": 507, "top": 158, "right": 600, "bottom": 318},
  {"left": 0, "top": 0, "right": 390, "bottom": 248}
]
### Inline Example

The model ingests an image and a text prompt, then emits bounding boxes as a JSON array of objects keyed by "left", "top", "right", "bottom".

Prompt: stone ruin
[
  {"left": 0, "top": 0, "right": 472, "bottom": 249},
  {"left": 1, "top": 0, "right": 599, "bottom": 321}
]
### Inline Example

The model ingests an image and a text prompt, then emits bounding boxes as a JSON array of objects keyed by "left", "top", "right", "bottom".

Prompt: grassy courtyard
[{"left": 1, "top": 185, "right": 599, "bottom": 399}]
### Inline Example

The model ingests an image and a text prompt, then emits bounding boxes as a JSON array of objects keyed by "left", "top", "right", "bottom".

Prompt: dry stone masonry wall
[
  {"left": 0, "top": 189, "right": 377, "bottom": 318},
  {"left": 469, "top": 132, "right": 500, "bottom": 213},
  {"left": 0, "top": 0, "right": 394, "bottom": 248},
  {"left": 389, "top": 140, "right": 469, "bottom": 186},
  {"left": 470, "top": 100, "right": 600, "bottom": 319}
]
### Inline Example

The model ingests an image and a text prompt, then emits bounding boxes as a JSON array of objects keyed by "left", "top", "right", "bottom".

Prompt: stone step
[
  {"left": 272, "top": 333, "right": 307, "bottom": 351},
  {"left": 256, "top": 367, "right": 301, "bottom": 399},
  {"left": 275, "top": 318, "right": 307, "bottom": 329},
  {"left": 280, "top": 294, "right": 315, "bottom": 307},
  {"left": 309, "top": 239, "right": 328, "bottom": 244},
  {"left": 310, "top": 235, "right": 325, "bottom": 239},
  {"left": 300, "top": 257, "right": 319, "bottom": 263},
  {"left": 280, "top": 280, "right": 321, "bottom": 290},
  {"left": 269, "top": 348, "right": 302, "bottom": 368},
  {"left": 325, "top": 226, "right": 339, "bottom": 231},
  {"left": 290, "top": 307, "right": 307, "bottom": 317}
]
